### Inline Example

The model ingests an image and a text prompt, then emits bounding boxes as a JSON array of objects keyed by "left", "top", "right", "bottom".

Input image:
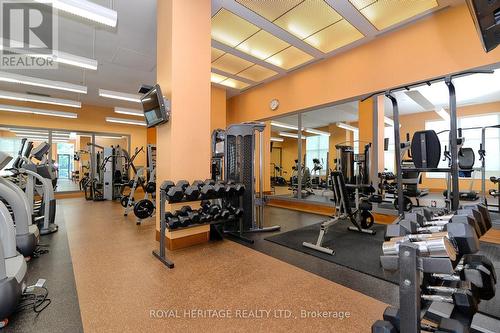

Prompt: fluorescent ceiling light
[
  {"left": 279, "top": 132, "right": 306, "bottom": 139},
  {"left": 435, "top": 108, "right": 450, "bottom": 122},
  {"left": 305, "top": 128, "right": 330, "bottom": 137},
  {"left": 105, "top": 117, "right": 146, "bottom": 126},
  {"left": 114, "top": 107, "right": 143, "bottom": 117},
  {"left": 336, "top": 122, "right": 358, "bottom": 132},
  {"left": 34, "top": 0, "right": 117, "bottom": 27},
  {"left": 96, "top": 135, "right": 125, "bottom": 139},
  {"left": 0, "top": 90, "right": 81, "bottom": 108},
  {"left": 10, "top": 128, "right": 47, "bottom": 134},
  {"left": 270, "top": 137, "right": 284, "bottom": 142},
  {"left": 1, "top": 41, "right": 98, "bottom": 70},
  {"left": 271, "top": 121, "right": 299, "bottom": 131},
  {"left": 0, "top": 71, "right": 87, "bottom": 94},
  {"left": 99, "top": 89, "right": 141, "bottom": 103},
  {"left": 52, "top": 50, "right": 98, "bottom": 70},
  {"left": 0, "top": 104, "right": 77, "bottom": 118}
]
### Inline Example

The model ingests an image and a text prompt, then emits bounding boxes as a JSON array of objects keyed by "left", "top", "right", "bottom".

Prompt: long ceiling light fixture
[
  {"left": 52, "top": 50, "right": 98, "bottom": 70},
  {"left": 34, "top": 0, "right": 118, "bottom": 27},
  {"left": 0, "top": 104, "right": 77, "bottom": 118},
  {"left": 305, "top": 128, "right": 330, "bottom": 137},
  {"left": 0, "top": 71, "right": 87, "bottom": 94},
  {"left": 99, "top": 89, "right": 141, "bottom": 103},
  {"left": 270, "top": 137, "right": 284, "bottom": 142},
  {"left": 105, "top": 117, "right": 146, "bottom": 126},
  {"left": 1, "top": 42, "right": 98, "bottom": 70},
  {"left": 114, "top": 107, "right": 144, "bottom": 117},
  {"left": 0, "top": 90, "right": 81, "bottom": 108},
  {"left": 271, "top": 121, "right": 299, "bottom": 131},
  {"left": 279, "top": 132, "right": 306, "bottom": 139},
  {"left": 336, "top": 122, "right": 358, "bottom": 132},
  {"left": 435, "top": 108, "right": 450, "bottom": 122}
]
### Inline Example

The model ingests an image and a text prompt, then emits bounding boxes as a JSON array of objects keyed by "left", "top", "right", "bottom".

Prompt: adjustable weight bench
[{"left": 303, "top": 171, "right": 376, "bottom": 255}]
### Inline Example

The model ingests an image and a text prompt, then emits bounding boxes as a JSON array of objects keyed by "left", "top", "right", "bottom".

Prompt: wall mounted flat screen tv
[{"left": 141, "top": 84, "right": 170, "bottom": 128}]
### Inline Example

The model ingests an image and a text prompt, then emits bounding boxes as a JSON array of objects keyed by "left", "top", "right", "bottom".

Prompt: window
[
  {"left": 0, "top": 137, "right": 22, "bottom": 176},
  {"left": 305, "top": 135, "right": 329, "bottom": 176},
  {"left": 424, "top": 113, "right": 500, "bottom": 178}
]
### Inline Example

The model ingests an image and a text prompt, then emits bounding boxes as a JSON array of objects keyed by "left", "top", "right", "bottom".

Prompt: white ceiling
[
  {"left": 0, "top": 0, "right": 157, "bottom": 109},
  {"left": 273, "top": 69, "right": 500, "bottom": 129},
  {"left": 384, "top": 69, "right": 500, "bottom": 115}
]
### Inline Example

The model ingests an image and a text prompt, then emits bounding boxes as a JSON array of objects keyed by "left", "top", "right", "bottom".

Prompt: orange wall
[
  {"left": 0, "top": 100, "right": 148, "bottom": 166},
  {"left": 227, "top": 4, "right": 500, "bottom": 124},
  {"left": 398, "top": 101, "right": 500, "bottom": 191},
  {"left": 211, "top": 86, "right": 226, "bottom": 131}
]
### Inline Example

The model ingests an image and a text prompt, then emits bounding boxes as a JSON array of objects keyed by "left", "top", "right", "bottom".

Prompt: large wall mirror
[{"left": 0, "top": 125, "right": 130, "bottom": 193}]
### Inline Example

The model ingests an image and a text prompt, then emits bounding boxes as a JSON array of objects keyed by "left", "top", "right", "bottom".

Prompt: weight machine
[
  {"left": 362, "top": 70, "right": 495, "bottom": 216},
  {"left": 224, "top": 122, "right": 280, "bottom": 242}
]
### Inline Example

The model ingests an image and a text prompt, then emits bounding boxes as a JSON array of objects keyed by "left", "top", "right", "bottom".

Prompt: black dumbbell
[
  {"left": 166, "top": 186, "right": 184, "bottom": 203},
  {"left": 227, "top": 205, "right": 243, "bottom": 218},
  {"left": 200, "top": 184, "right": 216, "bottom": 199},
  {"left": 421, "top": 289, "right": 478, "bottom": 317},
  {"left": 165, "top": 212, "right": 180, "bottom": 229},
  {"left": 178, "top": 215, "right": 192, "bottom": 228},
  {"left": 225, "top": 184, "right": 237, "bottom": 197},
  {"left": 208, "top": 204, "right": 221, "bottom": 216},
  {"left": 179, "top": 206, "right": 192, "bottom": 216},
  {"left": 213, "top": 183, "right": 226, "bottom": 197},
  {"left": 200, "top": 200, "right": 211, "bottom": 213},
  {"left": 220, "top": 209, "right": 230, "bottom": 220},
  {"left": 197, "top": 209, "right": 211, "bottom": 223},
  {"left": 192, "top": 180, "right": 205, "bottom": 189},
  {"left": 176, "top": 180, "right": 190, "bottom": 191},
  {"left": 431, "top": 254, "right": 496, "bottom": 300},
  {"left": 204, "top": 179, "right": 215, "bottom": 186},
  {"left": 234, "top": 184, "right": 245, "bottom": 196},
  {"left": 188, "top": 211, "right": 201, "bottom": 224},
  {"left": 185, "top": 185, "right": 200, "bottom": 201},
  {"left": 160, "top": 180, "right": 175, "bottom": 192}
]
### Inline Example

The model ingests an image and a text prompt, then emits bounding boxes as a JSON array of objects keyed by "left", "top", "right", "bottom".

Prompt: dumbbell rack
[
  {"left": 378, "top": 242, "right": 457, "bottom": 332},
  {"left": 152, "top": 184, "right": 243, "bottom": 269}
]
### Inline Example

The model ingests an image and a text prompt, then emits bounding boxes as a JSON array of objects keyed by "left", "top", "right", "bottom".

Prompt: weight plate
[
  {"left": 393, "top": 197, "right": 413, "bottom": 212},
  {"left": 360, "top": 210, "right": 374, "bottom": 229},
  {"left": 134, "top": 199, "right": 155, "bottom": 219}
]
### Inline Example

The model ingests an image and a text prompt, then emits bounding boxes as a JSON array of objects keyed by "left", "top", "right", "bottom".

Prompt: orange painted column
[
  {"left": 156, "top": 0, "right": 211, "bottom": 230},
  {"left": 358, "top": 96, "right": 385, "bottom": 185}
]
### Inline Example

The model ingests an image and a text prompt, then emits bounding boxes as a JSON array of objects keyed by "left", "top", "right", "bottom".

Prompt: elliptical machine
[{"left": 0, "top": 200, "right": 27, "bottom": 328}]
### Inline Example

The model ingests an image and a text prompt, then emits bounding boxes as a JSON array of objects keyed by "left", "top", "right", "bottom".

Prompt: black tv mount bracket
[{"left": 138, "top": 84, "right": 153, "bottom": 94}]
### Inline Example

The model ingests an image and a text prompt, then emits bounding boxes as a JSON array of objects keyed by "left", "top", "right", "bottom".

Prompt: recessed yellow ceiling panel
[
  {"left": 350, "top": 0, "right": 438, "bottom": 30},
  {"left": 266, "top": 46, "right": 313, "bottom": 70},
  {"left": 349, "top": 0, "right": 377, "bottom": 9},
  {"left": 236, "top": 30, "right": 289, "bottom": 60},
  {"left": 212, "top": 9, "right": 260, "bottom": 47},
  {"left": 236, "top": 0, "right": 303, "bottom": 21},
  {"left": 304, "top": 20, "right": 363, "bottom": 53},
  {"left": 274, "top": 1, "right": 342, "bottom": 39},
  {"left": 211, "top": 73, "right": 227, "bottom": 84},
  {"left": 211, "top": 48, "right": 225, "bottom": 62},
  {"left": 220, "top": 78, "right": 250, "bottom": 90},
  {"left": 212, "top": 53, "right": 254, "bottom": 75},
  {"left": 238, "top": 65, "right": 278, "bottom": 82}
]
